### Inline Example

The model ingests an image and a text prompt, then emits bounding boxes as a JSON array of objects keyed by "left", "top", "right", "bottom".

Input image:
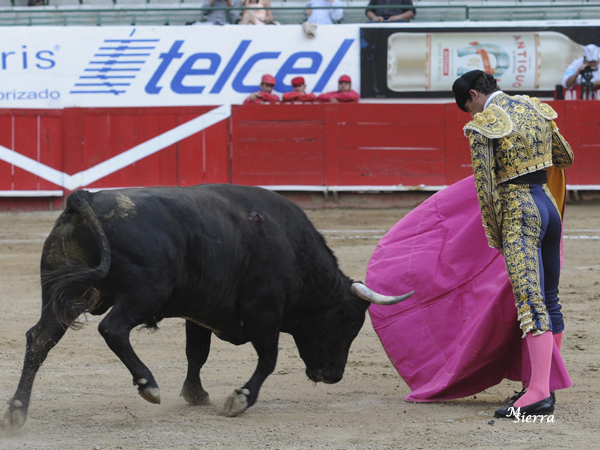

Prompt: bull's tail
[{"left": 42, "top": 191, "right": 111, "bottom": 329}]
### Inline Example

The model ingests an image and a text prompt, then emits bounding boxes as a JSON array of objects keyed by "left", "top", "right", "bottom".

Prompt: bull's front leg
[
  {"left": 1, "top": 308, "right": 68, "bottom": 430},
  {"left": 223, "top": 331, "right": 279, "bottom": 417}
]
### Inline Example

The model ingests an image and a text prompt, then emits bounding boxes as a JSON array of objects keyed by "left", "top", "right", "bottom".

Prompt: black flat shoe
[
  {"left": 506, "top": 389, "right": 555, "bottom": 406},
  {"left": 494, "top": 395, "right": 555, "bottom": 419}
]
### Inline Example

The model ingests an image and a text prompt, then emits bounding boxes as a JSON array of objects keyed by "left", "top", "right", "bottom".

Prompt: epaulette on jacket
[
  {"left": 517, "top": 95, "right": 558, "bottom": 120},
  {"left": 463, "top": 105, "right": 513, "bottom": 139}
]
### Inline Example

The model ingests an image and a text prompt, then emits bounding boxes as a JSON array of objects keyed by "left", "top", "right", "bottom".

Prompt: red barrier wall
[
  {"left": 0, "top": 101, "right": 598, "bottom": 210},
  {"left": 62, "top": 107, "right": 230, "bottom": 190}
]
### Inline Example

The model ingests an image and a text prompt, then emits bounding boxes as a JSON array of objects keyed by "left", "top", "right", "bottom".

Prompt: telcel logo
[{"left": 145, "top": 39, "right": 354, "bottom": 95}]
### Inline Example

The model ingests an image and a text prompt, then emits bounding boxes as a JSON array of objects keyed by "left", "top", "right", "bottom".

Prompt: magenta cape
[{"left": 366, "top": 176, "right": 572, "bottom": 402}]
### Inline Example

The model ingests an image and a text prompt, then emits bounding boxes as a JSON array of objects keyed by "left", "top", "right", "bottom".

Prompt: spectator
[
  {"left": 562, "top": 44, "right": 600, "bottom": 90},
  {"left": 244, "top": 74, "right": 280, "bottom": 104},
  {"left": 187, "top": 0, "right": 241, "bottom": 25},
  {"left": 317, "top": 75, "right": 360, "bottom": 103},
  {"left": 230, "top": 0, "right": 243, "bottom": 24},
  {"left": 365, "top": 0, "right": 415, "bottom": 23},
  {"left": 282, "top": 77, "right": 318, "bottom": 102},
  {"left": 305, "top": 0, "right": 344, "bottom": 25},
  {"left": 240, "top": 0, "right": 279, "bottom": 25}
]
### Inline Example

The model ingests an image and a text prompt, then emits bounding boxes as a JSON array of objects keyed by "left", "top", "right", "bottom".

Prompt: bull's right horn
[{"left": 351, "top": 282, "right": 414, "bottom": 305}]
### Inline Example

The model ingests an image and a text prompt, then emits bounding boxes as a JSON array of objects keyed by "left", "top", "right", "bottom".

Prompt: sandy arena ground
[{"left": 0, "top": 200, "right": 599, "bottom": 449}]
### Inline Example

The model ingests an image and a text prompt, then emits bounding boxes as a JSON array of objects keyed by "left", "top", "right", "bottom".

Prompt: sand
[{"left": 1, "top": 202, "right": 599, "bottom": 449}]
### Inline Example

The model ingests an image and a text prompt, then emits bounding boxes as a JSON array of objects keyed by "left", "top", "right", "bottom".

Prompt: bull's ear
[{"left": 351, "top": 282, "right": 414, "bottom": 305}]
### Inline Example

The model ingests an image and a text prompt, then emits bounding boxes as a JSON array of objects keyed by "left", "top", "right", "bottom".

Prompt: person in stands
[
  {"left": 365, "top": 0, "right": 415, "bottom": 23},
  {"left": 562, "top": 44, "right": 600, "bottom": 91},
  {"left": 239, "top": 0, "right": 278, "bottom": 25},
  {"left": 317, "top": 75, "right": 359, "bottom": 103},
  {"left": 243, "top": 74, "right": 280, "bottom": 104},
  {"left": 189, "top": 0, "right": 241, "bottom": 25},
  {"left": 282, "top": 77, "right": 318, "bottom": 102},
  {"left": 305, "top": 0, "right": 344, "bottom": 25}
]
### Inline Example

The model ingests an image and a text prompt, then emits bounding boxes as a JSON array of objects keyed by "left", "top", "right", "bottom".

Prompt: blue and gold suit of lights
[{"left": 464, "top": 93, "right": 574, "bottom": 337}]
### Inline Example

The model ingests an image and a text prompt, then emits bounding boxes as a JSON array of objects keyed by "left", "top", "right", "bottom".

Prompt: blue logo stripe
[
  {"left": 83, "top": 68, "right": 141, "bottom": 72},
  {"left": 71, "top": 36, "right": 158, "bottom": 96},
  {"left": 99, "top": 46, "right": 157, "bottom": 51},
  {"left": 94, "top": 53, "right": 152, "bottom": 57},
  {"left": 104, "top": 39, "right": 159, "bottom": 42},
  {"left": 75, "top": 82, "right": 131, "bottom": 87},
  {"left": 89, "top": 61, "right": 146, "bottom": 65},
  {"left": 70, "top": 90, "right": 127, "bottom": 95},
  {"left": 79, "top": 75, "right": 136, "bottom": 79}
]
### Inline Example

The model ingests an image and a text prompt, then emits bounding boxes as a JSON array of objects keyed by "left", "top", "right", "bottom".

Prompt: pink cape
[{"left": 366, "top": 176, "right": 572, "bottom": 402}]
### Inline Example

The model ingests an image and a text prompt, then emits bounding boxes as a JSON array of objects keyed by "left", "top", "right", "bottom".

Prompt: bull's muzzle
[
  {"left": 306, "top": 368, "right": 343, "bottom": 384},
  {"left": 351, "top": 283, "right": 414, "bottom": 305}
]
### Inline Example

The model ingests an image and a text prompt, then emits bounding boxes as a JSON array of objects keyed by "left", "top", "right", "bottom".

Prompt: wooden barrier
[{"left": 0, "top": 101, "right": 598, "bottom": 210}]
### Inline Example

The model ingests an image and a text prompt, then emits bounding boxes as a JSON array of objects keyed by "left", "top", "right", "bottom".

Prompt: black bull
[{"left": 2, "top": 184, "right": 412, "bottom": 429}]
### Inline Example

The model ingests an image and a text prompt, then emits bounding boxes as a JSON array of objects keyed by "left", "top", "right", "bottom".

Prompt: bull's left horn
[{"left": 351, "top": 283, "right": 414, "bottom": 305}]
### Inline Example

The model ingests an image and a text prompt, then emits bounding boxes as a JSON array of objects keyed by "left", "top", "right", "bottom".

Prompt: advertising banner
[
  {"left": 360, "top": 22, "right": 600, "bottom": 98},
  {"left": 0, "top": 25, "right": 359, "bottom": 109}
]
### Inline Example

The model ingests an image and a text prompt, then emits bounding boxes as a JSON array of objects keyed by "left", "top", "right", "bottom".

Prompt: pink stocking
[{"left": 515, "top": 331, "right": 553, "bottom": 407}]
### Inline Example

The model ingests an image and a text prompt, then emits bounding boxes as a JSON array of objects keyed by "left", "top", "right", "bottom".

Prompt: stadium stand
[{"left": 0, "top": 0, "right": 599, "bottom": 26}]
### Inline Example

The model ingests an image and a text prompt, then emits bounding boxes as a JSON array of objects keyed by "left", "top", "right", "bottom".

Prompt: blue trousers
[{"left": 499, "top": 183, "right": 564, "bottom": 336}]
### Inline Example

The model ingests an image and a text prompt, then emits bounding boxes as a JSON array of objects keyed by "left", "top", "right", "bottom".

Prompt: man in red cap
[
  {"left": 282, "top": 77, "right": 317, "bottom": 102},
  {"left": 317, "top": 75, "right": 360, "bottom": 103},
  {"left": 244, "top": 74, "right": 280, "bottom": 104}
]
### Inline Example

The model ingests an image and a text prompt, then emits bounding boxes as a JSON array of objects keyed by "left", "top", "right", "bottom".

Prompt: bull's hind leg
[
  {"left": 180, "top": 321, "right": 212, "bottom": 405},
  {"left": 1, "top": 305, "right": 68, "bottom": 430},
  {"left": 97, "top": 296, "right": 162, "bottom": 405}
]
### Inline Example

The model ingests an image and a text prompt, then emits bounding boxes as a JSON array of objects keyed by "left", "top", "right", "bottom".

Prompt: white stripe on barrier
[
  {"left": 0, "top": 147, "right": 67, "bottom": 188},
  {"left": 0, "top": 190, "right": 63, "bottom": 197},
  {"left": 67, "top": 105, "right": 231, "bottom": 190},
  {"left": 327, "top": 185, "right": 447, "bottom": 192},
  {"left": 0, "top": 105, "right": 231, "bottom": 192}
]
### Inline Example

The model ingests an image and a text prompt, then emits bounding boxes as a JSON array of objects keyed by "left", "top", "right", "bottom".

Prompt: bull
[{"left": 2, "top": 184, "right": 412, "bottom": 429}]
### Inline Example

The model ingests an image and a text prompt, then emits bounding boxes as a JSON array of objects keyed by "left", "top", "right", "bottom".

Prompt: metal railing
[{"left": 0, "top": 3, "right": 599, "bottom": 26}]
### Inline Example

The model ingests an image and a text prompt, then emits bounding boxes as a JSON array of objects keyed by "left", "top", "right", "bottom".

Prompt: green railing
[{"left": 0, "top": 3, "right": 599, "bottom": 26}]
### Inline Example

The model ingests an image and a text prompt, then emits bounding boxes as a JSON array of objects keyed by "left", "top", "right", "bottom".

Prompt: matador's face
[{"left": 464, "top": 89, "right": 488, "bottom": 118}]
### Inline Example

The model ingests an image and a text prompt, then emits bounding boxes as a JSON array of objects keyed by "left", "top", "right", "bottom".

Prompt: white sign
[
  {"left": 0, "top": 25, "right": 360, "bottom": 109},
  {"left": 387, "top": 30, "right": 586, "bottom": 92}
]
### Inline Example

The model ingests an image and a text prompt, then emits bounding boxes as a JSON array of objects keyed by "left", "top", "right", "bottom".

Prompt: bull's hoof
[
  {"left": 223, "top": 388, "right": 249, "bottom": 417},
  {"left": 1, "top": 400, "right": 27, "bottom": 430},
  {"left": 138, "top": 386, "right": 161, "bottom": 404},
  {"left": 180, "top": 385, "right": 211, "bottom": 406}
]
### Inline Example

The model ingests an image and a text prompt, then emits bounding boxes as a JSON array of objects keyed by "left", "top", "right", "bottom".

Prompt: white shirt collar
[{"left": 484, "top": 91, "right": 503, "bottom": 110}]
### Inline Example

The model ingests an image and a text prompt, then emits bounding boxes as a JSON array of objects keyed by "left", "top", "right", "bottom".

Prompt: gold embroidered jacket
[{"left": 463, "top": 93, "right": 574, "bottom": 248}]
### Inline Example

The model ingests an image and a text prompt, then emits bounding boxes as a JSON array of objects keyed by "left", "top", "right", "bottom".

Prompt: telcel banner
[{"left": 0, "top": 25, "right": 359, "bottom": 109}]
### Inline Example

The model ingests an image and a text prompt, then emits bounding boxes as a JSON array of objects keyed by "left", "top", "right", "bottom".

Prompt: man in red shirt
[
  {"left": 317, "top": 75, "right": 360, "bottom": 103},
  {"left": 282, "top": 77, "right": 318, "bottom": 102},
  {"left": 243, "top": 74, "right": 280, "bottom": 104}
]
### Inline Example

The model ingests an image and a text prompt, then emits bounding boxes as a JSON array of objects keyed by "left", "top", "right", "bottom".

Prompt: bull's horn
[{"left": 351, "top": 282, "right": 414, "bottom": 305}]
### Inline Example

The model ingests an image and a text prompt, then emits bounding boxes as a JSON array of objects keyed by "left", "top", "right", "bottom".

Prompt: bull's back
[{"left": 81, "top": 185, "right": 327, "bottom": 290}]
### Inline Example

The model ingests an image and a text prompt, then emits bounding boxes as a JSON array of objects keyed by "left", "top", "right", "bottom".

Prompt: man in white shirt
[
  {"left": 305, "top": 0, "right": 344, "bottom": 25},
  {"left": 561, "top": 44, "right": 600, "bottom": 90}
]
